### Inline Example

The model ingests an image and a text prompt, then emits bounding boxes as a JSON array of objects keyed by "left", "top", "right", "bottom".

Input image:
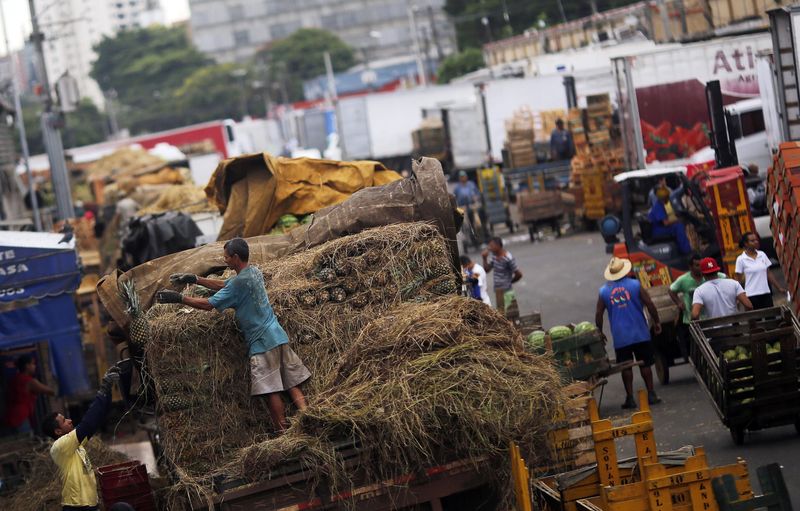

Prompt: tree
[
  {"left": 62, "top": 99, "right": 107, "bottom": 149},
  {"left": 445, "top": 0, "right": 641, "bottom": 50},
  {"left": 437, "top": 48, "right": 485, "bottom": 83},
  {"left": 91, "top": 26, "right": 211, "bottom": 133},
  {"left": 254, "top": 28, "right": 355, "bottom": 102},
  {"left": 175, "top": 64, "right": 266, "bottom": 125}
]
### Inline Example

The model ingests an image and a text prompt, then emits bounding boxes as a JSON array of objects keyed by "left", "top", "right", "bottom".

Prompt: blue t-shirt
[
  {"left": 599, "top": 277, "right": 651, "bottom": 349},
  {"left": 207, "top": 266, "right": 289, "bottom": 356},
  {"left": 453, "top": 181, "right": 480, "bottom": 207}
]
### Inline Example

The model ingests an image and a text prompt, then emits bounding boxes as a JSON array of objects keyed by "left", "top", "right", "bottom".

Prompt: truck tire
[{"left": 730, "top": 426, "right": 745, "bottom": 445}]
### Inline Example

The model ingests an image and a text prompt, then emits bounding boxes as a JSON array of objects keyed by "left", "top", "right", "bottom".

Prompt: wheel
[
  {"left": 655, "top": 353, "right": 670, "bottom": 385},
  {"left": 730, "top": 426, "right": 745, "bottom": 445},
  {"left": 795, "top": 417, "right": 800, "bottom": 435}
]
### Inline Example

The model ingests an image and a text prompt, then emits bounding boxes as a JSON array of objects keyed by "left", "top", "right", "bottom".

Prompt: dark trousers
[{"left": 749, "top": 293, "right": 774, "bottom": 310}]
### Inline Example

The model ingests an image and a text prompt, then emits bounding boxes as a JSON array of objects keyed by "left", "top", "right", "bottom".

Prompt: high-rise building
[
  {"left": 188, "top": 0, "right": 456, "bottom": 65},
  {"left": 34, "top": 0, "right": 164, "bottom": 108}
]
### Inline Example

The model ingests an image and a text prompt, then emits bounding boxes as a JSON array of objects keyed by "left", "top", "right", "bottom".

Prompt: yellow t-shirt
[
  {"left": 665, "top": 200, "right": 678, "bottom": 223},
  {"left": 50, "top": 430, "right": 98, "bottom": 507}
]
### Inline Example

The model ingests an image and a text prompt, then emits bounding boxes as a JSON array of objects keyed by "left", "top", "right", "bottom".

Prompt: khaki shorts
[{"left": 250, "top": 345, "right": 311, "bottom": 396}]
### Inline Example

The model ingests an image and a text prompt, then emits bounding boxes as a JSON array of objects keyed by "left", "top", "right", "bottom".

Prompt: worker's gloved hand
[
  {"left": 156, "top": 290, "right": 183, "bottom": 304},
  {"left": 169, "top": 273, "right": 197, "bottom": 285},
  {"left": 98, "top": 366, "right": 120, "bottom": 397}
]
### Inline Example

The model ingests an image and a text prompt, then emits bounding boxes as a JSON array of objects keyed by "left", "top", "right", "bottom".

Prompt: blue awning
[{"left": 0, "top": 231, "right": 89, "bottom": 395}]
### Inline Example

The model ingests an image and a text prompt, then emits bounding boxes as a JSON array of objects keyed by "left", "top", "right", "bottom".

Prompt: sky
[{"left": 0, "top": 0, "right": 190, "bottom": 54}]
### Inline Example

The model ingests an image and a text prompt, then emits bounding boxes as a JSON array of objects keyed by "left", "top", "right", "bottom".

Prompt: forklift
[{"left": 598, "top": 81, "right": 757, "bottom": 384}]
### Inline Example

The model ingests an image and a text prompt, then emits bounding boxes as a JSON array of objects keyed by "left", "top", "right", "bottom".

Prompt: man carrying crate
[{"left": 596, "top": 257, "right": 663, "bottom": 409}]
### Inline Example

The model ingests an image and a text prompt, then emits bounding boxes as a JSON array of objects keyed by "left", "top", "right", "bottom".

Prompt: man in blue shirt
[
  {"left": 550, "top": 119, "right": 575, "bottom": 161},
  {"left": 453, "top": 170, "right": 485, "bottom": 246},
  {"left": 648, "top": 186, "right": 692, "bottom": 254},
  {"left": 157, "top": 238, "right": 310, "bottom": 433},
  {"left": 596, "top": 257, "right": 663, "bottom": 409}
]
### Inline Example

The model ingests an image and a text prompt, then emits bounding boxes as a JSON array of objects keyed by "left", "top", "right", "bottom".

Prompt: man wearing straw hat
[
  {"left": 596, "top": 257, "right": 663, "bottom": 409},
  {"left": 156, "top": 237, "right": 310, "bottom": 433}
]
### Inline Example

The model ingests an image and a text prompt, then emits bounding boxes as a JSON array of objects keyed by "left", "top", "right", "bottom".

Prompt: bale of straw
[
  {"left": 229, "top": 298, "right": 564, "bottom": 503},
  {"left": 0, "top": 438, "right": 129, "bottom": 511},
  {"left": 142, "top": 223, "right": 565, "bottom": 507}
]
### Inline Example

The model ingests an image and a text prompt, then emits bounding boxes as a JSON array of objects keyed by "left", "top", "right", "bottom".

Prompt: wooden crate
[
  {"left": 550, "top": 331, "right": 611, "bottom": 381},
  {"left": 689, "top": 306, "right": 800, "bottom": 444},
  {"left": 518, "top": 191, "right": 565, "bottom": 223}
]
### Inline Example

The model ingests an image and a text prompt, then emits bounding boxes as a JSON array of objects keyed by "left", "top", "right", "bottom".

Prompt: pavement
[{"left": 462, "top": 230, "right": 800, "bottom": 503}]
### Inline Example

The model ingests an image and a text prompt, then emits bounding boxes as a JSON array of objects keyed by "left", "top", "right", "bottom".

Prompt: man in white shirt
[
  {"left": 692, "top": 258, "right": 752, "bottom": 319},
  {"left": 460, "top": 255, "right": 492, "bottom": 306}
]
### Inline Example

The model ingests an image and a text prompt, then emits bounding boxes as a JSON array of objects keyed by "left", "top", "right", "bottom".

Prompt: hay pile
[
  {"left": 142, "top": 222, "right": 565, "bottom": 506},
  {"left": 0, "top": 438, "right": 129, "bottom": 511},
  {"left": 137, "top": 184, "right": 215, "bottom": 215}
]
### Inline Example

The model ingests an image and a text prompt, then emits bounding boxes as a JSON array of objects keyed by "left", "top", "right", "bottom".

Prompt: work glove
[
  {"left": 156, "top": 290, "right": 183, "bottom": 304},
  {"left": 170, "top": 273, "right": 197, "bottom": 285},
  {"left": 98, "top": 366, "right": 120, "bottom": 398}
]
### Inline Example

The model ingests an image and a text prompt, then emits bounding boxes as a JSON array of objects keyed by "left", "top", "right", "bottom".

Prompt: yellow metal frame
[{"left": 510, "top": 441, "right": 533, "bottom": 511}]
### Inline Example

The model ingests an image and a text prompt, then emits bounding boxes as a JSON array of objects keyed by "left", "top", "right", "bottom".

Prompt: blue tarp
[{"left": 0, "top": 232, "right": 89, "bottom": 396}]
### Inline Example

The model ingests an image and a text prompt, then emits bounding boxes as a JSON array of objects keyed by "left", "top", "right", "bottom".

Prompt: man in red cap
[{"left": 691, "top": 258, "right": 752, "bottom": 319}]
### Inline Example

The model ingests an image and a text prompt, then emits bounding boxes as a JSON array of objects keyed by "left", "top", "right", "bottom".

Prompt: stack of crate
[
  {"left": 585, "top": 94, "right": 613, "bottom": 146},
  {"left": 568, "top": 108, "right": 588, "bottom": 152},
  {"left": 533, "top": 109, "right": 567, "bottom": 143},
  {"left": 504, "top": 108, "right": 537, "bottom": 168},
  {"left": 768, "top": 142, "right": 800, "bottom": 316}
]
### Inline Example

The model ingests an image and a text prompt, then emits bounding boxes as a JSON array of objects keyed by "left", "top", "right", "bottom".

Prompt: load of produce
[{"left": 132, "top": 223, "right": 566, "bottom": 508}]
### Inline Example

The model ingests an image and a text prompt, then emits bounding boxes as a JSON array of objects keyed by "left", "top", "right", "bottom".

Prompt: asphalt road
[{"left": 462, "top": 231, "right": 800, "bottom": 503}]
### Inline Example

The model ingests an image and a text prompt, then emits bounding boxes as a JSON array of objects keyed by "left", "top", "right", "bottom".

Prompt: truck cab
[{"left": 689, "top": 98, "right": 771, "bottom": 176}]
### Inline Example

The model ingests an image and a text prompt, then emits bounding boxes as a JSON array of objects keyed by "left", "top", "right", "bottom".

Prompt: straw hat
[{"left": 604, "top": 257, "right": 632, "bottom": 281}]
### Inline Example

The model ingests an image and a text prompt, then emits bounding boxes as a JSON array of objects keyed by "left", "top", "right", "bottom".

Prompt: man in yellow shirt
[{"left": 41, "top": 366, "right": 119, "bottom": 511}]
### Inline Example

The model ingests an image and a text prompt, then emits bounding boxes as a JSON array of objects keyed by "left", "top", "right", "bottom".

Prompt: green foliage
[
  {"left": 63, "top": 99, "right": 107, "bottom": 149},
  {"left": 255, "top": 28, "right": 355, "bottom": 102},
  {"left": 436, "top": 48, "right": 485, "bottom": 83},
  {"left": 445, "top": 0, "right": 641, "bottom": 50},
  {"left": 18, "top": 97, "right": 107, "bottom": 154},
  {"left": 91, "top": 25, "right": 211, "bottom": 133},
  {"left": 175, "top": 64, "right": 265, "bottom": 124}
]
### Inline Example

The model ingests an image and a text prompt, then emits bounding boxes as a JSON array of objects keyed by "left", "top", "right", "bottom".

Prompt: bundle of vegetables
[{"left": 137, "top": 223, "right": 566, "bottom": 508}]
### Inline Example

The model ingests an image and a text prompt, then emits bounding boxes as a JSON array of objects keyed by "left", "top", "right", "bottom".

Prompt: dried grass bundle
[
  {"left": 0, "top": 438, "right": 129, "bottom": 511},
  {"left": 140, "top": 222, "right": 565, "bottom": 507}
]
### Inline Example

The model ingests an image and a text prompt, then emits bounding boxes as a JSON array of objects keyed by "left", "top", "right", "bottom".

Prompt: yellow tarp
[{"left": 204, "top": 153, "right": 402, "bottom": 240}]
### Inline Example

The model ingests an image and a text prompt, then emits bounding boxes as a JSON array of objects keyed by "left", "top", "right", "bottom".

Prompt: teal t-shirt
[{"left": 207, "top": 266, "right": 289, "bottom": 356}]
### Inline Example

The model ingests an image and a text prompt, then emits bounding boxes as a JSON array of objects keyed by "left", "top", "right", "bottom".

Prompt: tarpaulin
[
  {"left": 204, "top": 153, "right": 402, "bottom": 240},
  {"left": 99, "top": 157, "right": 459, "bottom": 330},
  {"left": 0, "top": 231, "right": 90, "bottom": 396}
]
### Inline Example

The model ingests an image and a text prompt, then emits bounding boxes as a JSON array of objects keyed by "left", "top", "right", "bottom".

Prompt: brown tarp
[
  {"left": 98, "top": 157, "right": 459, "bottom": 330},
  {"left": 204, "top": 153, "right": 402, "bottom": 240}
]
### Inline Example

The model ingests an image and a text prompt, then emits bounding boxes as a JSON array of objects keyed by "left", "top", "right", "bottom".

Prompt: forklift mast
[{"left": 705, "top": 80, "right": 739, "bottom": 169}]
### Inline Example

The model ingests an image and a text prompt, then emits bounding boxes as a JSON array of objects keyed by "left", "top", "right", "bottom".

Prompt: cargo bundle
[{"left": 136, "top": 223, "right": 567, "bottom": 508}]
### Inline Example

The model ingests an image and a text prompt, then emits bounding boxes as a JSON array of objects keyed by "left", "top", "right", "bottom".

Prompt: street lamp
[{"left": 231, "top": 68, "right": 248, "bottom": 119}]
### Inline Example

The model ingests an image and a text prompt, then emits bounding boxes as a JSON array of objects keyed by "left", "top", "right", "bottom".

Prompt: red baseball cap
[{"left": 700, "top": 257, "right": 720, "bottom": 274}]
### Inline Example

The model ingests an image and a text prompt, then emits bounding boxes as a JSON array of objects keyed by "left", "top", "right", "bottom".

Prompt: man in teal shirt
[
  {"left": 157, "top": 238, "right": 310, "bottom": 433},
  {"left": 668, "top": 253, "right": 726, "bottom": 359}
]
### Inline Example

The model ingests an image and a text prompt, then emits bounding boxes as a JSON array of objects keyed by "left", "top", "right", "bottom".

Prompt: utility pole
[
  {"left": 0, "top": 1, "right": 40, "bottom": 230},
  {"left": 407, "top": 4, "right": 428, "bottom": 86},
  {"left": 426, "top": 6, "right": 443, "bottom": 62},
  {"left": 27, "top": 0, "right": 74, "bottom": 221}
]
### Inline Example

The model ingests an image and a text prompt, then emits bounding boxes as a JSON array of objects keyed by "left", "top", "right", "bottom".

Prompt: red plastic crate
[{"left": 96, "top": 462, "right": 156, "bottom": 511}]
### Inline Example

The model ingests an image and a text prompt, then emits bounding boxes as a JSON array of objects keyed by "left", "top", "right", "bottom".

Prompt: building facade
[
  {"left": 483, "top": 0, "right": 782, "bottom": 68},
  {"left": 34, "top": 0, "right": 164, "bottom": 108},
  {"left": 188, "top": 0, "right": 457, "bottom": 65}
]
